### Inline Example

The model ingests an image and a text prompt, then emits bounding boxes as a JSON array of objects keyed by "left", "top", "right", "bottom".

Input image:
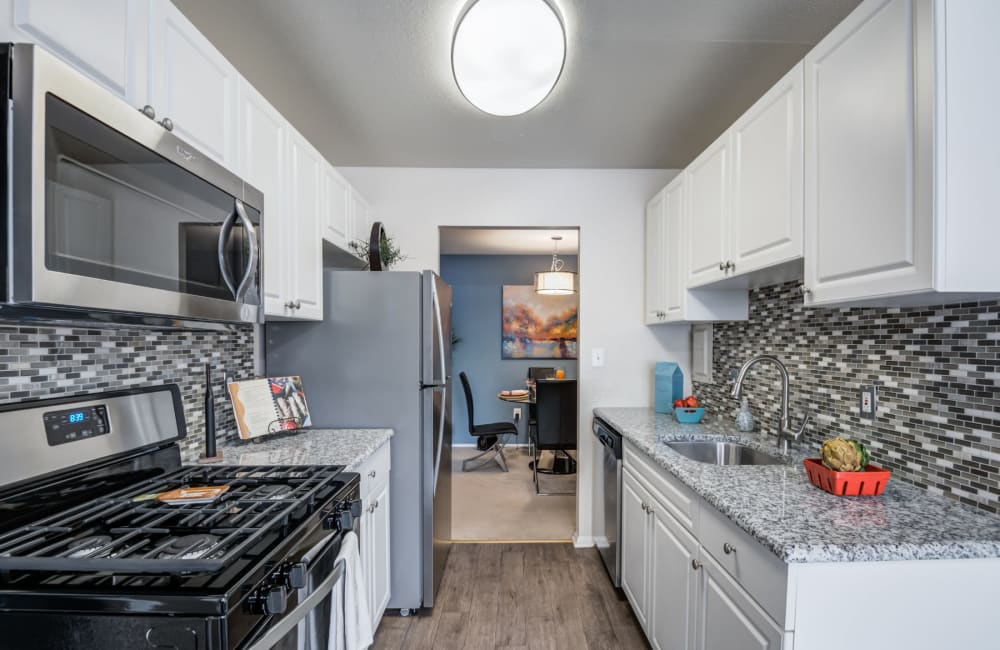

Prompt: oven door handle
[
  {"left": 232, "top": 198, "right": 258, "bottom": 303},
  {"left": 244, "top": 558, "right": 345, "bottom": 650},
  {"left": 217, "top": 205, "right": 238, "bottom": 300}
]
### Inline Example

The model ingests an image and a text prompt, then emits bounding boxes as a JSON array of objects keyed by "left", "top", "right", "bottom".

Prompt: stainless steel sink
[{"left": 665, "top": 441, "right": 786, "bottom": 466}]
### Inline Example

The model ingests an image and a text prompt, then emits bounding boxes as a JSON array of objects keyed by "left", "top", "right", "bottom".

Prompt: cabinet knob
[
  {"left": 798, "top": 285, "right": 812, "bottom": 296},
  {"left": 367, "top": 504, "right": 375, "bottom": 514},
  {"left": 640, "top": 502, "right": 647, "bottom": 513},
  {"left": 285, "top": 300, "right": 302, "bottom": 310},
  {"left": 691, "top": 559, "right": 702, "bottom": 571},
  {"left": 158, "top": 117, "right": 174, "bottom": 132},
  {"left": 373, "top": 499, "right": 379, "bottom": 510},
  {"left": 293, "top": 300, "right": 302, "bottom": 310},
  {"left": 725, "top": 261, "right": 735, "bottom": 272},
  {"left": 139, "top": 104, "right": 156, "bottom": 120},
  {"left": 718, "top": 262, "right": 726, "bottom": 271},
  {"left": 368, "top": 470, "right": 376, "bottom": 478},
  {"left": 723, "top": 542, "right": 736, "bottom": 555}
]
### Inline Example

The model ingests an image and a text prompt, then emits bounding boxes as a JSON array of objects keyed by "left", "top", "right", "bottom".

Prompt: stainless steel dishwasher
[{"left": 593, "top": 417, "right": 622, "bottom": 587}]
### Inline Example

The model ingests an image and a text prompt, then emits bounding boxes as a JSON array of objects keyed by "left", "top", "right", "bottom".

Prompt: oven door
[
  {"left": 4, "top": 44, "right": 263, "bottom": 323},
  {"left": 241, "top": 532, "right": 346, "bottom": 650}
]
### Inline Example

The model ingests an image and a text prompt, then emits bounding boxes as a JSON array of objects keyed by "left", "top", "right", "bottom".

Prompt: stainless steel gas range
[{"left": 0, "top": 385, "right": 360, "bottom": 649}]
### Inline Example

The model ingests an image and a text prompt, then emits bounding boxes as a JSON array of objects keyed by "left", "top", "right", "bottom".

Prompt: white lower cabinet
[
  {"left": 623, "top": 443, "right": 784, "bottom": 650},
  {"left": 695, "top": 552, "right": 783, "bottom": 650},
  {"left": 357, "top": 442, "right": 391, "bottom": 629}
]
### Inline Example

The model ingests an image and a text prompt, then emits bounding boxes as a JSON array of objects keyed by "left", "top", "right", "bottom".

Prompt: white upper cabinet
[
  {"left": 238, "top": 80, "right": 289, "bottom": 318},
  {"left": 803, "top": 0, "right": 1000, "bottom": 306},
  {"left": 349, "top": 188, "right": 372, "bottom": 251},
  {"left": 730, "top": 62, "right": 803, "bottom": 275},
  {"left": 10, "top": 0, "right": 147, "bottom": 104},
  {"left": 323, "top": 165, "right": 351, "bottom": 250},
  {"left": 685, "top": 132, "right": 730, "bottom": 288},
  {"left": 644, "top": 190, "right": 667, "bottom": 324},
  {"left": 646, "top": 174, "right": 749, "bottom": 325},
  {"left": 286, "top": 129, "right": 324, "bottom": 320},
  {"left": 148, "top": 0, "right": 238, "bottom": 168}
]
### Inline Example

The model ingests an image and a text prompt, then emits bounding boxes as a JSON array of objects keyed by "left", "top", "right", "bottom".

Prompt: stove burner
[
  {"left": 66, "top": 535, "right": 112, "bottom": 559},
  {"left": 157, "top": 534, "right": 220, "bottom": 560},
  {"left": 257, "top": 485, "right": 292, "bottom": 500}
]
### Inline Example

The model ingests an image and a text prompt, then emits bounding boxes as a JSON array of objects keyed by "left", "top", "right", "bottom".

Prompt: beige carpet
[{"left": 451, "top": 446, "right": 576, "bottom": 541}]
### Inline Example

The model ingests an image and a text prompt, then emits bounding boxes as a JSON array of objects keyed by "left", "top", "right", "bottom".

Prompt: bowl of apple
[{"left": 673, "top": 396, "right": 705, "bottom": 424}]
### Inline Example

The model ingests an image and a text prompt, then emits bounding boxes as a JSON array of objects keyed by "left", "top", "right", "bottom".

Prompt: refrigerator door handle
[
  {"left": 430, "top": 280, "right": 447, "bottom": 386},
  {"left": 433, "top": 385, "right": 446, "bottom": 497}
]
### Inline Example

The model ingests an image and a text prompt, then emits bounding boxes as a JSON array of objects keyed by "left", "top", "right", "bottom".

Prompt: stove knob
[
  {"left": 348, "top": 498, "right": 363, "bottom": 518},
  {"left": 251, "top": 585, "right": 288, "bottom": 616},
  {"left": 285, "top": 562, "right": 308, "bottom": 590}
]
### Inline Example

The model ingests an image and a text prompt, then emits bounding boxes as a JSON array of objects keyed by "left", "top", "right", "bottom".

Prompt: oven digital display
[{"left": 43, "top": 405, "right": 111, "bottom": 446}]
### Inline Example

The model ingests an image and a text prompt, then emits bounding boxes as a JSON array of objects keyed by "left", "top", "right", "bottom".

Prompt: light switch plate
[{"left": 592, "top": 348, "right": 605, "bottom": 367}]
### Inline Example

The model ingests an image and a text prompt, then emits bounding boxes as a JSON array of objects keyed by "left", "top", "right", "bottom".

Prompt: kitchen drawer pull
[
  {"left": 691, "top": 559, "right": 702, "bottom": 571},
  {"left": 723, "top": 542, "right": 736, "bottom": 555}
]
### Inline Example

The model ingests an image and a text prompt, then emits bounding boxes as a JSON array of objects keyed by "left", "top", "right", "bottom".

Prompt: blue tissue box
[{"left": 654, "top": 362, "right": 684, "bottom": 413}]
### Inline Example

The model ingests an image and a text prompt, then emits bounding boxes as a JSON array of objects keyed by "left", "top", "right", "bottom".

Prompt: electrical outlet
[
  {"left": 859, "top": 385, "right": 878, "bottom": 420},
  {"left": 513, "top": 407, "right": 522, "bottom": 422}
]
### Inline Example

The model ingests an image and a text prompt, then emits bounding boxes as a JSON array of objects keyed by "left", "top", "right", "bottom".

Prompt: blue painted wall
[{"left": 442, "top": 254, "right": 579, "bottom": 445}]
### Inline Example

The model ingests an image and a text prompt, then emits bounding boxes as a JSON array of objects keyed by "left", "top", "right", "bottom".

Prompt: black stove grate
[{"left": 0, "top": 464, "right": 345, "bottom": 575}]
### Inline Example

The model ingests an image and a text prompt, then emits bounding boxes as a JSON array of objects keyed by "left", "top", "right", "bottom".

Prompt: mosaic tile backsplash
[
  {"left": 693, "top": 282, "right": 1000, "bottom": 515},
  {"left": 0, "top": 323, "right": 256, "bottom": 461}
]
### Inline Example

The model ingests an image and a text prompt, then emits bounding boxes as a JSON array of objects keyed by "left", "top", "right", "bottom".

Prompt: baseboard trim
[
  {"left": 572, "top": 534, "right": 595, "bottom": 548},
  {"left": 451, "top": 539, "right": 572, "bottom": 544}
]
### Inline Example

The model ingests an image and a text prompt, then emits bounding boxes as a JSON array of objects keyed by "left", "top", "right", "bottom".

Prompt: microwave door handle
[
  {"left": 244, "top": 559, "right": 345, "bottom": 650},
  {"left": 233, "top": 198, "right": 258, "bottom": 302},
  {"left": 217, "top": 206, "right": 238, "bottom": 300}
]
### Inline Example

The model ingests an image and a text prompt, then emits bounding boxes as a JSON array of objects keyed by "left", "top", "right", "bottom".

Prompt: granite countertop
[
  {"left": 209, "top": 428, "right": 393, "bottom": 472},
  {"left": 594, "top": 407, "right": 1000, "bottom": 564}
]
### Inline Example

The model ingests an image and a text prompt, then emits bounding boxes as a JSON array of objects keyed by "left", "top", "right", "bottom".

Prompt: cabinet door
[
  {"left": 661, "top": 176, "right": 685, "bottom": 321},
  {"left": 695, "top": 553, "right": 783, "bottom": 650},
  {"left": 323, "top": 165, "right": 351, "bottom": 249},
  {"left": 686, "top": 133, "right": 731, "bottom": 287},
  {"left": 649, "top": 503, "right": 699, "bottom": 650},
  {"left": 149, "top": 0, "right": 239, "bottom": 168},
  {"left": 368, "top": 479, "right": 391, "bottom": 628},
  {"left": 287, "top": 130, "right": 323, "bottom": 320},
  {"left": 238, "top": 80, "right": 289, "bottom": 317},
  {"left": 731, "top": 62, "right": 803, "bottom": 274},
  {"left": 803, "top": 0, "right": 932, "bottom": 304},
  {"left": 644, "top": 191, "right": 666, "bottom": 324},
  {"left": 13, "top": 0, "right": 147, "bottom": 104},
  {"left": 349, "top": 189, "right": 372, "bottom": 252},
  {"left": 621, "top": 470, "right": 650, "bottom": 630}
]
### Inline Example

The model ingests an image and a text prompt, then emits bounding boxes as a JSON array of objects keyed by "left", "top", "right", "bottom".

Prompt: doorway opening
[{"left": 439, "top": 226, "right": 580, "bottom": 542}]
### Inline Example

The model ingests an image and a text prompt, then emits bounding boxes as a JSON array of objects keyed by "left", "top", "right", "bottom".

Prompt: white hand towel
[{"left": 330, "top": 531, "right": 373, "bottom": 650}]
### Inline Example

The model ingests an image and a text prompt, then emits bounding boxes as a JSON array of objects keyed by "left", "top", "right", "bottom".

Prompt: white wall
[{"left": 340, "top": 167, "right": 689, "bottom": 544}]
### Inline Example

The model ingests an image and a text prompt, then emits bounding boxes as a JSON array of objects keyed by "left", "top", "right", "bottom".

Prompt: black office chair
[
  {"left": 531, "top": 379, "right": 578, "bottom": 495},
  {"left": 525, "top": 367, "right": 555, "bottom": 454},
  {"left": 459, "top": 372, "right": 518, "bottom": 472}
]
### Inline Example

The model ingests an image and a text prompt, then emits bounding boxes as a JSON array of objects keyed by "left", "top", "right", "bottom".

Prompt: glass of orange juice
[{"left": 555, "top": 369, "right": 565, "bottom": 379}]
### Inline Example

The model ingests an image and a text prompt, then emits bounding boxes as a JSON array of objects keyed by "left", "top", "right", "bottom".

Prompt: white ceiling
[
  {"left": 174, "top": 0, "right": 860, "bottom": 168},
  {"left": 440, "top": 228, "right": 579, "bottom": 255}
]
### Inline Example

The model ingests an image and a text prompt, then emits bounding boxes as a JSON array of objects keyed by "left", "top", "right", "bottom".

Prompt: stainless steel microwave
[{"left": 0, "top": 43, "right": 263, "bottom": 325}]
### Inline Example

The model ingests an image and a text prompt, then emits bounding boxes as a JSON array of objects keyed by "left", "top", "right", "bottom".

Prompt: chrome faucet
[{"left": 730, "top": 354, "right": 811, "bottom": 454}]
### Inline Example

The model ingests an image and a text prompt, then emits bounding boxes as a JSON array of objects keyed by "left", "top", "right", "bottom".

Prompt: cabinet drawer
[
  {"left": 698, "top": 502, "right": 788, "bottom": 626},
  {"left": 624, "top": 441, "right": 698, "bottom": 532},
  {"left": 358, "top": 441, "right": 391, "bottom": 499}
]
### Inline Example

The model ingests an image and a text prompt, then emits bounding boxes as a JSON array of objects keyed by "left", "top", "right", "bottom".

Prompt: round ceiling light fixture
[{"left": 452, "top": 0, "right": 566, "bottom": 117}]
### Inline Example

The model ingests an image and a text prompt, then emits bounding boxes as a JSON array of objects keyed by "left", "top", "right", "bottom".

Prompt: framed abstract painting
[{"left": 501, "top": 285, "right": 578, "bottom": 360}]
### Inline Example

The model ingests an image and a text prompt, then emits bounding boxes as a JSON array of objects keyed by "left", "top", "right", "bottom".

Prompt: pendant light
[
  {"left": 535, "top": 236, "right": 577, "bottom": 295},
  {"left": 452, "top": 0, "right": 566, "bottom": 117}
]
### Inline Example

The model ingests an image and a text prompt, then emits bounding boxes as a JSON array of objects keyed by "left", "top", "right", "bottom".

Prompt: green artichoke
[{"left": 821, "top": 438, "right": 869, "bottom": 472}]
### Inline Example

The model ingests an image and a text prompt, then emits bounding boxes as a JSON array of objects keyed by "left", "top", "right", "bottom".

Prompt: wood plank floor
[{"left": 373, "top": 543, "right": 649, "bottom": 650}]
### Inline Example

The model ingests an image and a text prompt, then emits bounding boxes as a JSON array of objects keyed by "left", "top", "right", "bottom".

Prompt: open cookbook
[{"left": 227, "top": 376, "right": 312, "bottom": 440}]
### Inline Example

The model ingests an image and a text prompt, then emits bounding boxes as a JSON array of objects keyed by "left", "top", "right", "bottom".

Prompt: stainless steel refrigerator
[{"left": 265, "top": 270, "right": 452, "bottom": 614}]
